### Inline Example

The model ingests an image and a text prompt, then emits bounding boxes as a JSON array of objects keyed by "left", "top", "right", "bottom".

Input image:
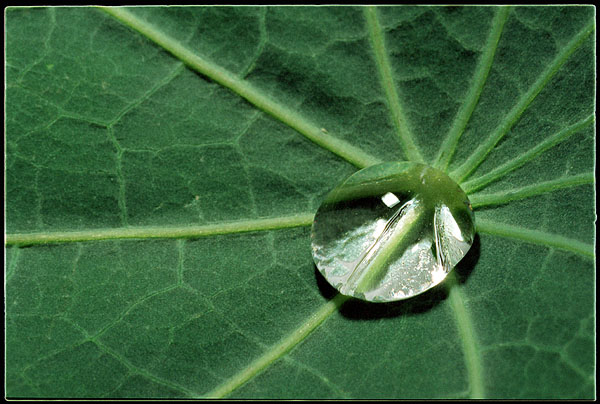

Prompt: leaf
[{"left": 5, "top": 5, "right": 595, "bottom": 399}]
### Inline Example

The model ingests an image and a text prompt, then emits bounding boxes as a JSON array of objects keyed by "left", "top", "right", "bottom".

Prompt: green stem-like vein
[
  {"left": 444, "top": 272, "right": 484, "bottom": 399},
  {"left": 99, "top": 6, "right": 380, "bottom": 169},
  {"left": 4, "top": 213, "right": 315, "bottom": 246},
  {"left": 434, "top": 6, "right": 510, "bottom": 171},
  {"left": 476, "top": 219, "right": 594, "bottom": 258},
  {"left": 469, "top": 173, "right": 594, "bottom": 208},
  {"left": 205, "top": 293, "right": 350, "bottom": 398},
  {"left": 462, "top": 115, "right": 594, "bottom": 193},
  {"left": 364, "top": 6, "right": 424, "bottom": 163},
  {"left": 451, "top": 20, "right": 595, "bottom": 183}
]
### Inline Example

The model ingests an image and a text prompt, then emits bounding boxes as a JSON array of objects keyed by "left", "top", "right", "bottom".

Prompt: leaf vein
[
  {"left": 93, "top": 340, "right": 198, "bottom": 398},
  {"left": 476, "top": 219, "right": 594, "bottom": 258},
  {"left": 99, "top": 6, "right": 380, "bottom": 169},
  {"left": 434, "top": 6, "right": 511, "bottom": 171},
  {"left": 205, "top": 293, "right": 349, "bottom": 398},
  {"left": 445, "top": 273, "right": 485, "bottom": 399},
  {"left": 462, "top": 115, "right": 594, "bottom": 193},
  {"left": 364, "top": 6, "right": 424, "bottom": 163},
  {"left": 90, "top": 284, "right": 180, "bottom": 341},
  {"left": 4, "top": 213, "right": 315, "bottom": 246},
  {"left": 451, "top": 20, "right": 594, "bottom": 182},
  {"left": 469, "top": 173, "right": 594, "bottom": 208}
]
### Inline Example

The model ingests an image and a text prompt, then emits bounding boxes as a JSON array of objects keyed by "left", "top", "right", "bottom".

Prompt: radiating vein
[
  {"left": 469, "top": 173, "right": 594, "bottom": 208},
  {"left": 476, "top": 219, "right": 594, "bottom": 258},
  {"left": 205, "top": 293, "right": 350, "bottom": 398},
  {"left": 4, "top": 213, "right": 315, "bottom": 246},
  {"left": 364, "top": 6, "right": 424, "bottom": 163},
  {"left": 434, "top": 6, "right": 510, "bottom": 171},
  {"left": 451, "top": 20, "right": 595, "bottom": 182},
  {"left": 462, "top": 115, "right": 594, "bottom": 193},
  {"left": 99, "top": 7, "right": 381, "bottom": 169},
  {"left": 445, "top": 272, "right": 484, "bottom": 399}
]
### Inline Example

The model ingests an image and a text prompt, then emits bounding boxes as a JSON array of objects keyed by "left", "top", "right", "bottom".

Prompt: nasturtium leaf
[{"left": 5, "top": 5, "right": 595, "bottom": 399}]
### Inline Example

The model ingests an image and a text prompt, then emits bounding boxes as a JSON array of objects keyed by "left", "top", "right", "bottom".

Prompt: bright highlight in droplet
[{"left": 381, "top": 192, "right": 400, "bottom": 208}]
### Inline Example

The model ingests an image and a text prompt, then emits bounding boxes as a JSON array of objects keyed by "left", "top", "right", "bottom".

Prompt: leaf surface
[{"left": 5, "top": 6, "right": 595, "bottom": 399}]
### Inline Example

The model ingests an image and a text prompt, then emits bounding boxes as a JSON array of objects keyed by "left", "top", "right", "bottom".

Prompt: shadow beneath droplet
[
  {"left": 454, "top": 233, "right": 480, "bottom": 285},
  {"left": 313, "top": 233, "right": 481, "bottom": 320},
  {"left": 314, "top": 265, "right": 340, "bottom": 300}
]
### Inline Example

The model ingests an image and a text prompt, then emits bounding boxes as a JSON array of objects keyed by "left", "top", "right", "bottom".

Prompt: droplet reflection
[{"left": 311, "top": 162, "right": 475, "bottom": 302}]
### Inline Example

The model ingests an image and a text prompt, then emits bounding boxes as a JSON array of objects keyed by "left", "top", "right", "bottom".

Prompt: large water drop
[{"left": 311, "top": 162, "right": 475, "bottom": 302}]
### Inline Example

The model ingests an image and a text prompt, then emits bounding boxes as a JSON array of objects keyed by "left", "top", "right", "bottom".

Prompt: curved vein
[
  {"left": 106, "top": 62, "right": 185, "bottom": 127},
  {"left": 205, "top": 293, "right": 350, "bottom": 398},
  {"left": 94, "top": 340, "right": 198, "bottom": 398},
  {"left": 364, "top": 6, "right": 424, "bottom": 163},
  {"left": 476, "top": 219, "right": 594, "bottom": 258},
  {"left": 462, "top": 114, "right": 594, "bottom": 193},
  {"left": 52, "top": 318, "right": 197, "bottom": 397},
  {"left": 469, "top": 173, "right": 594, "bottom": 208},
  {"left": 4, "top": 213, "right": 315, "bottom": 246},
  {"left": 434, "top": 6, "right": 510, "bottom": 171},
  {"left": 91, "top": 284, "right": 180, "bottom": 341},
  {"left": 445, "top": 273, "right": 484, "bottom": 399},
  {"left": 451, "top": 20, "right": 595, "bottom": 182},
  {"left": 99, "top": 6, "right": 380, "bottom": 169}
]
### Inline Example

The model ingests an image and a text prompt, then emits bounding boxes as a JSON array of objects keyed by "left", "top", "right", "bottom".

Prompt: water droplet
[{"left": 311, "top": 162, "right": 475, "bottom": 302}]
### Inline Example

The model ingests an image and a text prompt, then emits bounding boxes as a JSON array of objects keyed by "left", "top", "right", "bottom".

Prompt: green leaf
[{"left": 5, "top": 5, "right": 595, "bottom": 399}]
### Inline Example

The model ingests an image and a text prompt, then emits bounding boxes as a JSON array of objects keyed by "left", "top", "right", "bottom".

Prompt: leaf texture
[{"left": 5, "top": 6, "right": 595, "bottom": 399}]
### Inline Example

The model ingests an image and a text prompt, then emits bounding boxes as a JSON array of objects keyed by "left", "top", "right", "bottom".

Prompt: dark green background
[{"left": 5, "top": 6, "right": 595, "bottom": 398}]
